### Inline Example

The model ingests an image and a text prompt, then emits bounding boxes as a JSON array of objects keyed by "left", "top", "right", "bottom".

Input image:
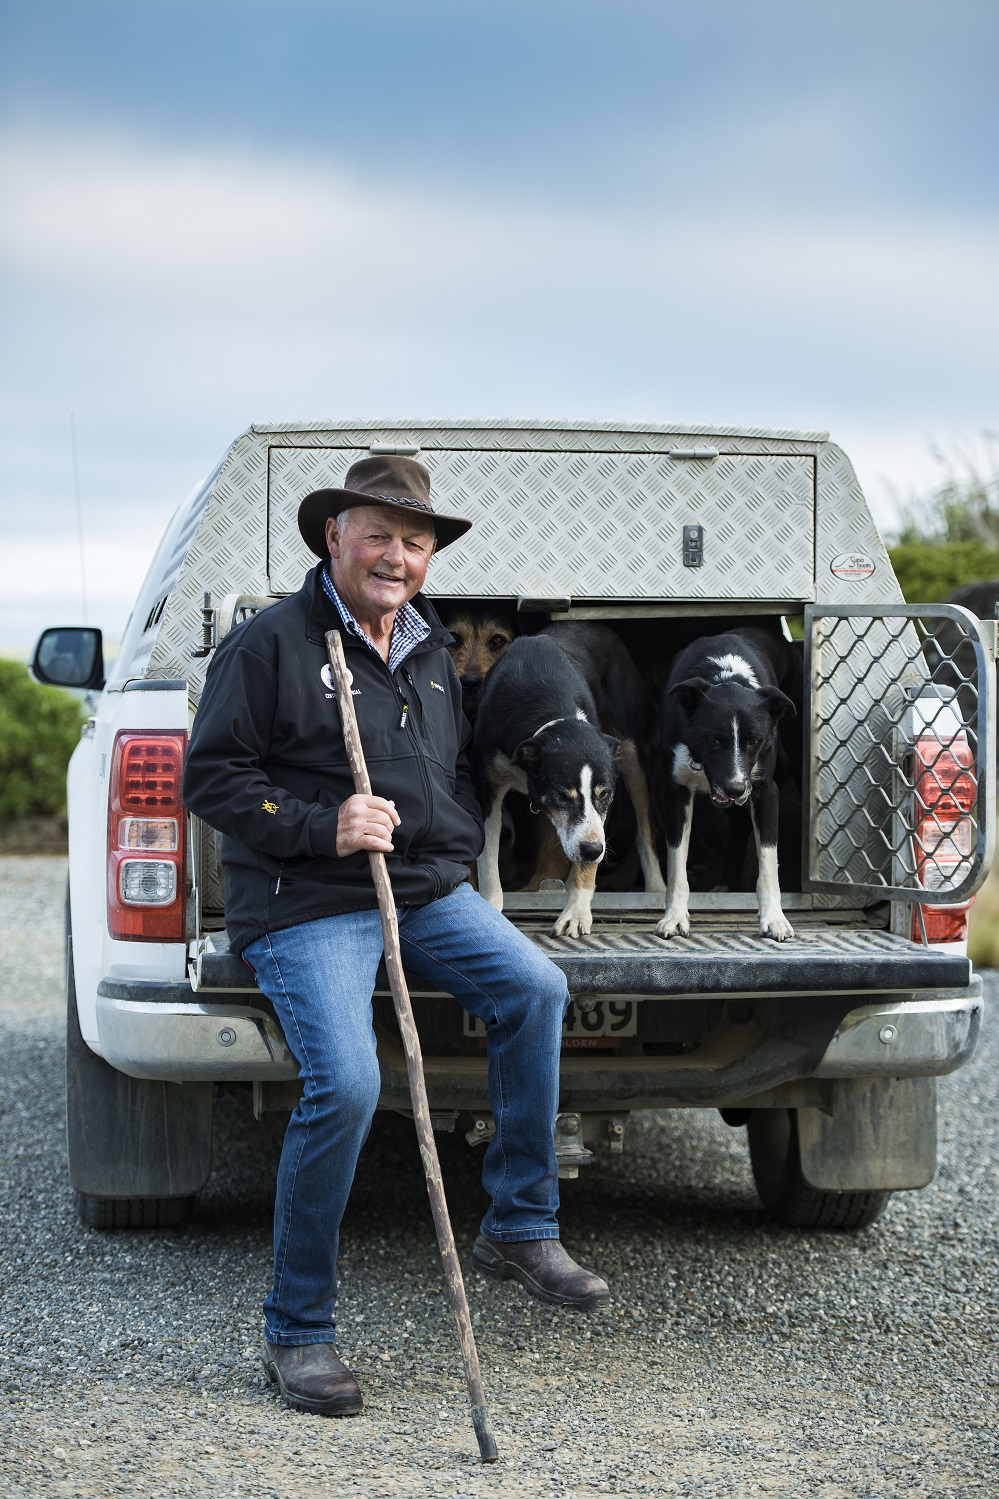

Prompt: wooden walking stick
[{"left": 325, "top": 630, "right": 499, "bottom": 1464}]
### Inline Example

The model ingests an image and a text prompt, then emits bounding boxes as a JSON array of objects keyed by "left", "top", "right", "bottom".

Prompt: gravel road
[{"left": 1, "top": 856, "right": 996, "bottom": 1498}]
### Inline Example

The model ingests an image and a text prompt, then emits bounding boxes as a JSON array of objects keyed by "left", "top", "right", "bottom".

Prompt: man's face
[{"left": 326, "top": 504, "right": 436, "bottom": 620}]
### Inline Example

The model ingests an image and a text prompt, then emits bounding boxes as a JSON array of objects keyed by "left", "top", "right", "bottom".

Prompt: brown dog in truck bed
[{"left": 439, "top": 606, "right": 518, "bottom": 723}]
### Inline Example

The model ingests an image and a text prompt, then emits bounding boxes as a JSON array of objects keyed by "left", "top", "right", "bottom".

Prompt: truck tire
[
  {"left": 747, "top": 1108, "right": 891, "bottom": 1230},
  {"left": 75, "top": 1191, "right": 193, "bottom": 1229},
  {"left": 65, "top": 908, "right": 212, "bottom": 1228}
]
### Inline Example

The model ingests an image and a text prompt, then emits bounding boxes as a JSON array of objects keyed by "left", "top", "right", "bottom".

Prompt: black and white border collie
[
  {"left": 473, "top": 625, "right": 663, "bottom": 937},
  {"left": 656, "top": 629, "right": 797, "bottom": 943}
]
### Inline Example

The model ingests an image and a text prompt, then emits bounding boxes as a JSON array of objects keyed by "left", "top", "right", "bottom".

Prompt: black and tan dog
[
  {"left": 439, "top": 606, "right": 518, "bottom": 722},
  {"left": 657, "top": 628, "right": 797, "bottom": 942},
  {"left": 474, "top": 623, "right": 664, "bottom": 938}
]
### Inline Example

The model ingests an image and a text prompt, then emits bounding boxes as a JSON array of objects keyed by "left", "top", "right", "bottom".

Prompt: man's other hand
[{"left": 336, "top": 794, "right": 401, "bottom": 856}]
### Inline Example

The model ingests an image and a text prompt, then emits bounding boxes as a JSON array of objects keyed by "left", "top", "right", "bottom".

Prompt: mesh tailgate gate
[{"left": 804, "top": 604, "right": 996, "bottom": 906}]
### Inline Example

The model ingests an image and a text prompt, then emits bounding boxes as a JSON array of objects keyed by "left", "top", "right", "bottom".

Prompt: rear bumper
[
  {"left": 95, "top": 987, "right": 299, "bottom": 1082},
  {"left": 810, "top": 994, "right": 981, "bottom": 1079},
  {"left": 95, "top": 969, "right": 983, "bottom": 1106}
]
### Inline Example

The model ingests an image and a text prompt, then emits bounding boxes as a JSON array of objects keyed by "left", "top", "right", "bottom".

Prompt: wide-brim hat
[{"left": 297, "top": 454, "right": 473, "bottom": 557}]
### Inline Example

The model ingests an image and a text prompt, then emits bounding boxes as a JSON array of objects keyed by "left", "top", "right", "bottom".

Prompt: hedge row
[
  {"left": 887, "top": 543, "right": 999, "bottom": 604},
  {"left": 0, "top": 660, "right": 85, "bottom": 822}
]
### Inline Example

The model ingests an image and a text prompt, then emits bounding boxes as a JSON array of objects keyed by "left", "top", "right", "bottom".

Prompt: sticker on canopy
[{"left": 830, "top": 552, "right": 875, "bottom": 580}]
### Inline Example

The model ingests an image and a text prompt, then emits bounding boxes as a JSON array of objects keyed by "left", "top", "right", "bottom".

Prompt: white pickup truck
[{"left": 32, "top": 419, "right": 995, "bottom": 1232}]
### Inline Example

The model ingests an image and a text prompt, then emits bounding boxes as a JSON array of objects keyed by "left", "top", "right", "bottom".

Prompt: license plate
[{"left": 463, "top": 999, "right": 637, "bottom": 1046}]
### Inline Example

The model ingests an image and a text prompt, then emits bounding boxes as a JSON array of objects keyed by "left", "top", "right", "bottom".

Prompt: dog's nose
[
  {"left": 462, "top": 673, "right": 482, "bottom": 692},
  {"left": 578, "top": 840, "right": 604, "bottom": 863}
]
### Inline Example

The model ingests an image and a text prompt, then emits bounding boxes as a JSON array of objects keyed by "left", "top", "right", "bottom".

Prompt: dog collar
[{"left": 529, "top": 709, "right": 589, "bottom": 740}]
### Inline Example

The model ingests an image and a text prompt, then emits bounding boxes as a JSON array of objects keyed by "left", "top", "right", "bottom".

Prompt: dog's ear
[
  {"left": 670, "top": 677, "right": 711, "bottom": 716},
  {"left": 603, "top": 734, "right": 622, "bottom": 762},
  {"left": 513, "top": 738, "right": 542, "bottom": 769},
  {"left": 761, "top": 686, "right": 796, "bottom": 720}
]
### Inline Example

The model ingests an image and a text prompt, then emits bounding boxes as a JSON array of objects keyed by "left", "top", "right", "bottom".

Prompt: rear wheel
[
  {"left": 747, "top": 1108, "right": 891, "bottom": 1230},
  {"left": 65, "top": 898, "right": 211, "bottom": 1228}
]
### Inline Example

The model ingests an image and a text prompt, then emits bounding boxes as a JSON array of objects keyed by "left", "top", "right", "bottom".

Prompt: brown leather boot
[
  {"left": 472, "top": 1235, "right": 610, "bottom": 1310},
  {"left": 262, "top": 1340, "right": 363, "bottom": 1415}
]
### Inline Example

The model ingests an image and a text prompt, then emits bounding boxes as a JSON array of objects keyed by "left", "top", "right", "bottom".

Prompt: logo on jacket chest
[{"left": 321, "top": 663, "right": 361, "bottom": 699}]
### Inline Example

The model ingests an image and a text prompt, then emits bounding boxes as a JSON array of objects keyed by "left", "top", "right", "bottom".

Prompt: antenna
[{"left": 70, "top": 413, "right": 88, "bottom": 625}]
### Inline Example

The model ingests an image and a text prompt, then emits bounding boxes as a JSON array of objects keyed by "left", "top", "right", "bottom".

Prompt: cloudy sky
[{"left": 1, "top": 0, "right": 997, "bottom": 652}]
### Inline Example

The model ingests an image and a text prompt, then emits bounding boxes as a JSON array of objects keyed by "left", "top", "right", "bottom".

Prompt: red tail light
[
  {"left": 911, "top": 731, "right": 976, "bottom": 944},
  {"left": 107, "top": 731, "right": 187, "bottom": 940}
]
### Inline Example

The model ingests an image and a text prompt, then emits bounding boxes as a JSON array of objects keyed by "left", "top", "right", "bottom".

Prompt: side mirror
[{"left": 30, "top": 627, "right": 105, "bottom": 690}]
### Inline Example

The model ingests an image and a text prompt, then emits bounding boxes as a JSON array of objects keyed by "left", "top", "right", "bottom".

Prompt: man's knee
[
  {"left": 307, "top": 1055, "right": 382, "bottom": 1131},
  {"left": 503, "top": 956, "right": 570, "bottom": 1027},
  {"left": 526, "top": 946, "right": 570, "bottom": 1005},
  {"left": 539, "top": 963, "right": 570, "bottom": 1010}
]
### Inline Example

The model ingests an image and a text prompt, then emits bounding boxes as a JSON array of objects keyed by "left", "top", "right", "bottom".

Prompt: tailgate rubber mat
[{"left": 529, "top": 927, "right": 969, "bottom": 994}]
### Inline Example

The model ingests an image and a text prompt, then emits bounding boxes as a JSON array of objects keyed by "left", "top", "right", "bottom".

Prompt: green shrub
[
  {"left": 885, "top": 438, "right": 999, "bottom": 602},
  {"left": 0, "top": 659, "right": 85, "bottom": 822},
  {"left": 887, "top": 542, "right": 999, "bottom": 604},
  {"left": 892, "top": 441, "right": 999, "bottom": 549}
]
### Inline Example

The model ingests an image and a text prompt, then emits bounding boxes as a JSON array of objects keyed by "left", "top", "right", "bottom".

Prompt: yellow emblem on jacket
[{"left": 261, "top": 800, "right": 278, "bottom": 814}]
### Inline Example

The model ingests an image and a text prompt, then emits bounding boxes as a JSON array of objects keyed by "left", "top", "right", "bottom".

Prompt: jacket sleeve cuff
[{"left": 307, "top": 805, "right": 341, "bottom": 858}]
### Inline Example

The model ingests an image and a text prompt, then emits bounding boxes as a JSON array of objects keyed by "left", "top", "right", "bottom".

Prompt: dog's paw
[
  {"left": 759, "top": 911, "right": 794, "bottom": 942},
  {"left": 655, "top": 909, "right": 690, "bottom": 939},
  {"left": 552, "top": 907, "right": 592, "bottom": 939}
]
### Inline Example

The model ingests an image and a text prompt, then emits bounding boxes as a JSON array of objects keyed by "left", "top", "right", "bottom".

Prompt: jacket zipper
[
  {"left": 358, "top": 646, "right": 430, "bottom": 840},
  {"left": 402, "top": 666, "right": 432, "bottom": 732},
  {"left": 343, "top": 639, "right": 445, "bottom": 897},
  {"left": 341, "top": 631, "right": 410, "bottom": 726},
  {"left": 400, "top": 664, "right": 436, "bottom": 858},
  {"left": 388, "top": 672, "right": 410, "bottom": 730}
]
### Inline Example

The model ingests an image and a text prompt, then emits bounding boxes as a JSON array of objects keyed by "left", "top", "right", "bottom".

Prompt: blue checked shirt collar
[{"left": 321, "top": 565, "right": 430, "bottom": 674}]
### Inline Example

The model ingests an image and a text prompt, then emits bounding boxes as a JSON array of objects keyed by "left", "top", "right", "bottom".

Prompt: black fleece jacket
[{"left": 182, "top": 565, "right": 484, "bottom": 955}]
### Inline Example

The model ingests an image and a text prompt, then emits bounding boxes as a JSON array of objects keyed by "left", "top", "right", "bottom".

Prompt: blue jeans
[{"left": 244, "top": 880, "right": 570, "bottom": 1346}]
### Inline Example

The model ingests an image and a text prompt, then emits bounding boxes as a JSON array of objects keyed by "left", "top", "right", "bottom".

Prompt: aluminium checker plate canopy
[
  {"left": 267, "top": 442, "right": 814, "bottom": 600},
  {"left": 132, "top": 419, "right": 901, "bottom": 699}
]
